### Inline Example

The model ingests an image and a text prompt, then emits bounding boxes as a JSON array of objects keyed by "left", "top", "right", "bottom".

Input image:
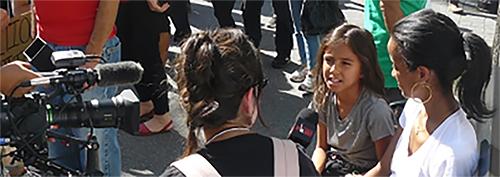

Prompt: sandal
[{"left": 137, "top": 120, "right": 173, "bottom": 136}]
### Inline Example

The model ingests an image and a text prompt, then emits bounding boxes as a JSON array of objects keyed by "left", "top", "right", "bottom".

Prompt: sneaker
[
  {"left": 448, "top": 3, "right": 464, "bottom": 14},
  {"left": 271, "top": 56, "right": 290, "bottom": 69},
  {"left": 265, "top": 15, "right": 277, "bottom": 29},
  {"left": 298, "top": 73, "right": 314, "bottom": 93},
  {"left": 290, "top": 65, "right": 308, "bottom": 83}
]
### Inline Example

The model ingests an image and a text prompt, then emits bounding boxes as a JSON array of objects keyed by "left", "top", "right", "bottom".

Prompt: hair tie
[
  {"left": 200, "top": 100, "right": 219, "bottom": 118},
  {"left": 461, "top": 32, "right": 473, "bottom": 67}
]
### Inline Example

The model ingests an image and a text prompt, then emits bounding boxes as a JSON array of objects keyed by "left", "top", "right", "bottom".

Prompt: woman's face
[
  {"left": 322, "top": 42, "right": 363, "bottom": 94},
  {"left": 388, "top": 38, "right": 420, "bottom": 98}
]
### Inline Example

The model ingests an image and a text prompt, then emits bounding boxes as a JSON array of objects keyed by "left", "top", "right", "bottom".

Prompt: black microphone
[
  {"left": 288, "top": 108, "right": 319, "bottom": 149},
  {"left": 20, "top": 61, "right": 143, "bottom": 87}
]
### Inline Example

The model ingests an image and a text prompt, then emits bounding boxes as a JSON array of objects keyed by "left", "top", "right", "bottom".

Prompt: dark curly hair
[{"left": 176, "top": 28, "right": 265, "bottom": 156}]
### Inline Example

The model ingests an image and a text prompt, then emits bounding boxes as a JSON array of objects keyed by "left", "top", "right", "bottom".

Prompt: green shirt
[{"left": 364, "top": 0, "right": 427, "bottom": 88}]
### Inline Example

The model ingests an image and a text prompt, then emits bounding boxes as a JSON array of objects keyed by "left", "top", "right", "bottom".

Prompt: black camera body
[
  {"left": 0, "top": 89, "right": 140, "bottom": 175},
  {"left": 0, "top": 44, "right": 143, "bottom": 175}
]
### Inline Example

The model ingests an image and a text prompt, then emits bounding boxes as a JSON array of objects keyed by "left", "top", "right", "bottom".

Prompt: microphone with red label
[{"left": 287, "top": 108, "right": 319, "bottom": 149}]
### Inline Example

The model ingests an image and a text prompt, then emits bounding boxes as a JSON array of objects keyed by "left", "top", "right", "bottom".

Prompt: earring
[{"left": 410, "top": 81, "right": 433, "bottom": 104}]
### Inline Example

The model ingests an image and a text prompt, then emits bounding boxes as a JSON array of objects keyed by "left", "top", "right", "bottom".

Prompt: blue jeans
[
  {"left": 290, "top": 0, "right": 319, "bottom": 70},
  {"left": 45, "top": 36, "right": 122, "bottom": 176},
  {"left": 304, "top": 34, "right": 320, "bottom": 70},
  {"left": 290, "top": 0, "right": 306, "bottom": 64}
]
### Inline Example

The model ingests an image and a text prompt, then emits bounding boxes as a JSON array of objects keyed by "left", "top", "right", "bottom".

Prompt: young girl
[
  {"left": 363, "top": 9, "right": 493, "bottom": 177},
  {"left": 311, "top": 24, "right": 395, "bottom": 176}
]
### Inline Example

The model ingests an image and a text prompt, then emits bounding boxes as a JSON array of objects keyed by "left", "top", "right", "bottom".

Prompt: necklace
[
  {"left": 205, "top": 127, "right": 250, "bottom": 144},
  {"left": 414, "top": 111, "right": 428, "bottom": 136}
]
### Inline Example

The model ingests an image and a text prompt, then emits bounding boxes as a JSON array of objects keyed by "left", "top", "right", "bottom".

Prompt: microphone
[
  {"left": 288, "top": 108, "right": 319, "bottom": 149},
  {"left": 94, "top": 61, "right": 144, "bottom": 87},
  {"left": 20, "top": 61, "right": 143, "bottom": 87}
]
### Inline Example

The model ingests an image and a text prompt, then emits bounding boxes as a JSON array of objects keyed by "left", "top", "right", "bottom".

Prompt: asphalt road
[{"left": 120, "top": 0, "right": 315, "bottom": 176}]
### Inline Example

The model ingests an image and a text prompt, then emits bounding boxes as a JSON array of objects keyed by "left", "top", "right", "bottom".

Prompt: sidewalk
[
  {"left": 334, "top": 0, "right": 496, "bottom": 46},
  {"left": 119, "top": 1, "right": 498, "bottom": 176}
]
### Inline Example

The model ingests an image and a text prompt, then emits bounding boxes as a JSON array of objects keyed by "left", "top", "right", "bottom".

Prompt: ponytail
[
  {"left": 176, "top": 29, "right": 264, "bottom": 157},
  {"left": 178, "top": 32, "right": 219, "bottom": 157},
  {"left": 456, "top": 32, "right": 495, "bottom": 120}
]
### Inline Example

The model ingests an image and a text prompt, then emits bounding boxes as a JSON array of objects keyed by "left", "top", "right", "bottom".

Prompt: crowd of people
[{"left": 0, "top": 0, "right": 496, "bottom": 176}]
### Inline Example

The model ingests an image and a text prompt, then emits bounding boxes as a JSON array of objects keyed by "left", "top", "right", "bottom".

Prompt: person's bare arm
[
  {"left": 12, "top": 0, "right": 31, "bottom": 16},
  {"left": 311, "top": 122, "right": 329, "bottom": 173},
  {"left": 363, "top": 127, "right": 403, "bottom": 177},
  {"left": 0, "top": 9, "right": 8, "bottom": 29},
  {"left": 85, "top": 0, "right": 119, "bottom": 68},
  {"left": 380, "top": 0, "right": 403, "bottom": 33},
  {"left": 374, "top": 135, "right": 393, "bottom": 160}
]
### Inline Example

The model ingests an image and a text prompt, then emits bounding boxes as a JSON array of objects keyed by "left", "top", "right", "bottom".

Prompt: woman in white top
[{"left": 362, "top": 9, "right": 494, "bottom": 177}]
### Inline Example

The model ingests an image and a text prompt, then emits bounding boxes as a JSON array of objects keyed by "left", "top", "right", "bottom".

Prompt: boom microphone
[
  {"left": 20, "top": 61, "right": 143, "bottom": 87},
  {"left": 95, "top": 61, "right": 144, "bottom": 87},
  {"left": 288, "top": 108, "right": 319, "bottom": 149}
]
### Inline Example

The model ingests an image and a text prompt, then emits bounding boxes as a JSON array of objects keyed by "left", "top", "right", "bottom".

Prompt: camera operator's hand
[
  {"left": 0, "top": 61, "right": 41, "bottom": 97},
  {"left": 82, "top": 58, "right": 101, "bottom": 69},
  {"left": 147, "top": 0, "right": 170, "bottom": 13}
]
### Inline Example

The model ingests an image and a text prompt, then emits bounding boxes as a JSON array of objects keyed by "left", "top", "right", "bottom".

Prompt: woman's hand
[{"left": 146, "top": 0, "right": 170, "bottom": 13}]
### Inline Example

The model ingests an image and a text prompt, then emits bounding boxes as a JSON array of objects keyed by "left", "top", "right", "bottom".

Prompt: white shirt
[{"left": 390, "top": 99, "right": 478, "bottom": 177}]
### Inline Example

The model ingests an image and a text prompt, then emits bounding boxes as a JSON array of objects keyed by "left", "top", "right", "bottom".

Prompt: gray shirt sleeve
[
  {"left": 366, "top": 99, "right": 395, "bottom": 141},
  {"left": 308, "top": 101, "right": 327, "bottom": 124}
]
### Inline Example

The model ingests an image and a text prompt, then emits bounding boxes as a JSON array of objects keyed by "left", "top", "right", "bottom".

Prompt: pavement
[{"left": 119, "top": 0, "right": 498, "bottom": 176}]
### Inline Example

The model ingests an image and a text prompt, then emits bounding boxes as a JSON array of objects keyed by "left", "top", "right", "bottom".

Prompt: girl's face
[
  {"left": 388, "top": 38, "right": 419, "bottom": 98},
  {"left": 322, "top": 42, "right": 363, "bottom": 94}
]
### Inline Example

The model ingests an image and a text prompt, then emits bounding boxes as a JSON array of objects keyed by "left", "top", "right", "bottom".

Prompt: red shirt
[{"left": 34, "top": 0, "right": 116, "bottom": 46}]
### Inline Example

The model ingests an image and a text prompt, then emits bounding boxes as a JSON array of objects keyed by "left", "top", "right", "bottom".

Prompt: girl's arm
[
  {"left": 363, "top": 127, "right": 403, "bottom": 177},
  {"left": 311, "top": 122, "right": 329, "bottom": 173},
  {"left": 374, "top": 135, "right": 393, "bottom": 160}
]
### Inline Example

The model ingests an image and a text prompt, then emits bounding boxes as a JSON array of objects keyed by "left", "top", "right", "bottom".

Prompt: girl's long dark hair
[
  {"left": 313, "top": 24, "right": 385, "bottom": 110},
  {"left": 392, "top": 9, "right": 494, "bottom": 120}
]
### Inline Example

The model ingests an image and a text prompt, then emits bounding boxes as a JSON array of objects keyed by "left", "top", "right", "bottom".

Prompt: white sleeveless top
[{"left": 390, "top": 99, "right": 478, "bottom": 177}]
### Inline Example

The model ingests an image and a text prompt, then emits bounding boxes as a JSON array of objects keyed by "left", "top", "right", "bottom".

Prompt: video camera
[{"left": 0, "top": 41, "right": 144, "bottom": 176}]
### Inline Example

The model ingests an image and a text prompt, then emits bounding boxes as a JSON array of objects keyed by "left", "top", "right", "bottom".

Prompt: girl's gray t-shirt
[{"left": 314, "top": 89, "right": 395, "bottom": 169}]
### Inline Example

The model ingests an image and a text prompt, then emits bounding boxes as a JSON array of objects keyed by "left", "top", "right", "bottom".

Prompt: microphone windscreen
[
  {"left": 95, "top": 61, "right": 144, "bottom": 87},
  {"left": 288, "top": 108, "right": 319, "bottom": 149},
  {"left": 296, "top": 108, "right": 319, "bottom": 125}
]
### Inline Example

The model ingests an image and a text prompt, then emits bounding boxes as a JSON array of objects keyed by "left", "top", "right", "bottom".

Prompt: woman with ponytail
[
  {"left": 360, "top": 9, "right": 494, "bottom": 177},
  {"left": 161, "top": 28, "right": 318, "bottom": 177}
]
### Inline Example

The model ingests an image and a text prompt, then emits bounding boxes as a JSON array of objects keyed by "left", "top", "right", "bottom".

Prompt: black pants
[
  {"left": 167, "top": 0, "right": 192, "bottom": 40},
  {"left": 243, "top": 0, "right": 293, "bottom": 58},
  {"left": 211, "top": 0, "right": 236, "bottom": 28},
  {"left": 116, "top": 1, "right": 169, "bottom": 115}
]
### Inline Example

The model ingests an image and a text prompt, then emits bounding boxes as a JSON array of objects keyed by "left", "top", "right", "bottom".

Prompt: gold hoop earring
[{"left": 410, "top": 81, "right": 433, "bottom": 104}]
